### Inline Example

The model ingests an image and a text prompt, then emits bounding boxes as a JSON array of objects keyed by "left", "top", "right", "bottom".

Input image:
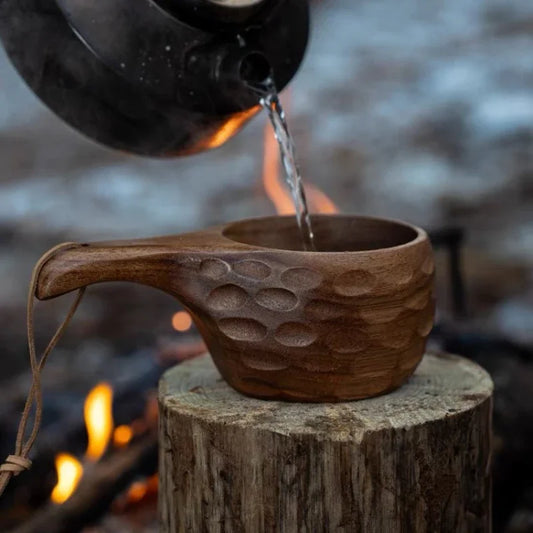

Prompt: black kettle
[{"left": 0, "top": 0, "right": 309, "bottom": 156}]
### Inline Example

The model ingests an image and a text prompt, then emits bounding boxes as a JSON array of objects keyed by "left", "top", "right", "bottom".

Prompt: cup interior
[{"left": 223, "top": 215, "right": 420, "bottom": 252}]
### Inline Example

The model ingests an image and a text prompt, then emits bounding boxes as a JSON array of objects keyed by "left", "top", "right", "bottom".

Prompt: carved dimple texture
[
  {"left": 305, "top": 300, "right": 344, "bottom": 321},
  {"left": 281, "top": 268, "right": 322, "bottom": 290},
  {"left": 325, "top": 329, "right": 370, "bottom": 354},
  {"left": 218, "top": 318, "right": 267, "bottom": 342},
  {"left": 275, "top": 323, "right": 317, "bottom": 348},
  {"left": 421, "top": 256, "right": 436, "bottom": 275},
  {"left": 233, "top": 260, "right": 272, "bottom": 280},
  {"left": 200, "top": 252, "right": 434, "bottom": 400},
  {"left": 298, "top": 357, "right": 342, "bottom": 373},
  {"left": 240, "top": 354, "right": 289, "bottom": 372},
  {"left": 200, "top": 258, "right": 230, "bottom": 280},
  {"left": 207, "top": 285, "right": 248, "bottom": 311},
  {"left": 396, "top": 269, "right": 415, "bottom": 285},
  {"left": 380, "top": 328, "right": 415, "bottom": 349},
  {"left": 417, "top": 314, "right": 434, "bottom": 337},
  {"left": 256, "top": 288, "right": 297, "bottom": 312},
  {"left": 359, "top": 306, "right": 403, "bottom": 324},
  {"left": 334, "top": 270, "right": 376, "bottom": 296},
  {"left": 405, "top": 287, "right": 431, "bottom": 310},
  {"left": 417, "top": 301, "right": 436, "bottom": 337}
]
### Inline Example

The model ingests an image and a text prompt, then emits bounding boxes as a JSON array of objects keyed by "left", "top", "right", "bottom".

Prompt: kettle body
[{"left": 0, "top": 0, "right": 309, "bottom": 156}]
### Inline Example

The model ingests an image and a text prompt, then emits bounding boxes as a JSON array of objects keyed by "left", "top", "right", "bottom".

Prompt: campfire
[
  {"left": 51, "top": 382, "right": 115, "bottom": 504},
  {"left": 0, "top": 306, "right": 204, "bottom": 533}
]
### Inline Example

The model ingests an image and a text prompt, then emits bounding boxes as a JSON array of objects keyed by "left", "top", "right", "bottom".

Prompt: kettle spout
[{"left": 36, "top": 237, "right": 179, "bottom": 300}]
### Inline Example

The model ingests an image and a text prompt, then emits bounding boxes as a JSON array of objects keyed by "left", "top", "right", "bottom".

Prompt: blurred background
[{"left": 0, "top": 0, "right": 532, "bottom": 531}]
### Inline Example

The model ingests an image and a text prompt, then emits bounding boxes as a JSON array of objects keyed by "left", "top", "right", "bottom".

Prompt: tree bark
[{"left": 159, "top": 352, "right": 493, "bottom": 533}]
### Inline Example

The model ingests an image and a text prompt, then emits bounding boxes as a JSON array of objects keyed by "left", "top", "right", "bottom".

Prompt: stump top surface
[{"left": 159, "top": 353, "right": 493, "bottom": 439}]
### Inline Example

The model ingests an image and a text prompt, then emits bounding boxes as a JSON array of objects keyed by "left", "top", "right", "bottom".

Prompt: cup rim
[{"left": 221, "top": 214, "right": 427, "bottom": 255}]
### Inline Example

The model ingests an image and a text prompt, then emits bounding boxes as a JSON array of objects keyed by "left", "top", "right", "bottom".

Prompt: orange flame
[
  {"left": 172, "top": 311, "right": 193, "bottom": 332},
  {"left": 205, "top": 107, "right": 259, "bottom": 149},
  {"left": 306, "top": 183, "right": 339, "bottom": 214},
  {"left": 261, "top": 92, "right": 339, "bottom": 216},
  {"left": 51, "top": 453, "right": 83, "bottom": 504},
  {"left": 84, "top": 383, "right": 114, "bottom": 461},
  {"left": 52, "top": 383, "right": 115, "bottom": 503}
]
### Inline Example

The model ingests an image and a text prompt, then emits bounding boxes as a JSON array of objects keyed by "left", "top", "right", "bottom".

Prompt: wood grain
[
  {"left": 36, "top": 215, "right": 434, "bottom": 401},
  {"left": 159, "top": 352, "right": 493, "bottom": 533}
]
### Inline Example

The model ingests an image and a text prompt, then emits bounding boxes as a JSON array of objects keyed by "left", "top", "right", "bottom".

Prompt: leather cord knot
[
  {"left": 0, "top": 455, "right": 32, "bottom": 475},
  {"left": 0, "top": 242, "right": 85, "bottom": 498}
]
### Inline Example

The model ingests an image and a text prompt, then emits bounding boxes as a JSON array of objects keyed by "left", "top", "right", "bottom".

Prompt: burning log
[
  {"left": 160, "top": 353, "right": 493, "bottom": 532},
  {"left": 9, "top": 432, "right": 158, "bottom": 533}
]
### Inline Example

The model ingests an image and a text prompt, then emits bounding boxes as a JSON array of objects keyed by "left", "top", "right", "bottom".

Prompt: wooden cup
[{"left": 37, "top": 215, "right": 435, "bottom": 401}]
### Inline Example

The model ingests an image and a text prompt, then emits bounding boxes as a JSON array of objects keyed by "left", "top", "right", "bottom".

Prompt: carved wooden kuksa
[{"left": 36, "top": 215, "right": 435, "bottom": 401}]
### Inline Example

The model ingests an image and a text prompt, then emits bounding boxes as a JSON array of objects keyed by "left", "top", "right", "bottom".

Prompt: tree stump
[{"left": 159, "top": 352, "right": 493, "bottom": 533}]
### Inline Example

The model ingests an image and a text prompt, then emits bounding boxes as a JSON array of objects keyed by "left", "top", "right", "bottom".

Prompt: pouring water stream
[{"left": 258, "top": 78, "right": 316, "bottom": 251}]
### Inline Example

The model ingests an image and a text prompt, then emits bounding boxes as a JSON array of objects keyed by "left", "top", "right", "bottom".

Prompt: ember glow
[
  {"left": 172, "top": 310, "right": 193, "bottom": 332},
  {"left": 113, "top": 425, "right": 133, "bottom": 447},
  {"left": 51, "top": 453, "right": 83, "bottom": 504},
  {"left": 84, "top": 383, "right": 114, "bottom": 461},
  {"left": 126, "top": 474, "right": 158, "bottom": 505},
  {"left": 127, "top": 480, "right": 148, "bottom": 503}
]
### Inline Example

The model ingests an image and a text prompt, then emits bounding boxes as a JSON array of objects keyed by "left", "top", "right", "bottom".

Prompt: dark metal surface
[
  {"left": 154, "top": 0, "right": 283, "bottom": 28},
  {"left": 0, "top": 0, "right": 309, "bottom": 156}
]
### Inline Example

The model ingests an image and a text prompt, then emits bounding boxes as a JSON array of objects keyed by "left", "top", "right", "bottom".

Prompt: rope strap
[
  {"left": 0, "top": 455, "right": 32, "bottom": 475},
  {"left": 0, "top": 242, "right": 85, "bottom": 497}
]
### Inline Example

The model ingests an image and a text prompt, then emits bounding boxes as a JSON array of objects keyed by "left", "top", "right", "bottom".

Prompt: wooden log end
[{"left": 159, "top": 352, "right": 493, "bottom": 533}]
